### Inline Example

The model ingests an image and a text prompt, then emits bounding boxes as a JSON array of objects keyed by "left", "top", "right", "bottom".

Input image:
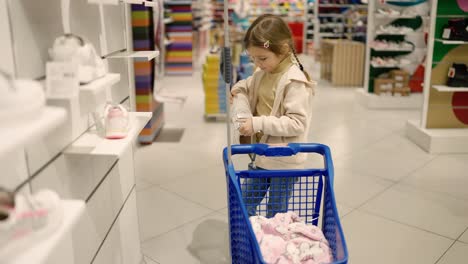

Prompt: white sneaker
[
  {"left": 0, "top": 189, "right": 63, "bottom": 259},
  {"left": 49, "top": 34, "right": 107, "bottom": 84},
  {"left": 104, "top": 104, "right": 129, "bottom": 140},
  {"left": 0, "top": 71, "right": 45, "bottom": 124}
]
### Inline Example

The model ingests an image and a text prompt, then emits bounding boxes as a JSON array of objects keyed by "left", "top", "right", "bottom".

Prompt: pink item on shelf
[
  {"left": 104, "top": 103, "right": 130, "bottom": 140},
  {"left": 0, "top": 189, "right": 63, "bottom": 259},
  {"left": 458, "top": 0, "right": 468, "bottom": 12}
]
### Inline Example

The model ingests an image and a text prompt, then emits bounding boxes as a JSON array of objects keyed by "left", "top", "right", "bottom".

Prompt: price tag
[
  {"left": 442, "top": 28, "right": 451, "bottom": 39},
  {"left": 46, "top": 62, "right": 79, "bottom": 98}
]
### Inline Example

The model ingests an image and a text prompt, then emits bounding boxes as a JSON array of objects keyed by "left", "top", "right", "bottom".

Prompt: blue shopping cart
[{"left": 223, "top": 143, "right": 348, "bottom": 264}]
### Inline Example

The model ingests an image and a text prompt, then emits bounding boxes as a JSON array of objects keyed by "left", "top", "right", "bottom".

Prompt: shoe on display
[
  {"left": 104, "top": 103, "right": 130, "bottom": 140},
  {"left": 0, "top": 71, "right": 45, "bottom": 124},
  {"left": 442, "top": 18, "right": 468, "bottom": 41},
  {"left": 0, "top": 188, "right": 63, "bottom": 259},
  {"left": 447, "top": 63, "right": 468, "bottom": 87},
  {"left": 49, "top": 33, "right": 107, "bottom": 84}
]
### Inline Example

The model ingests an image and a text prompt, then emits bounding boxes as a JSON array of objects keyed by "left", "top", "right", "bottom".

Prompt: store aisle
[{"left": 133, "top": 62, "right": 468, "bottom": 264}]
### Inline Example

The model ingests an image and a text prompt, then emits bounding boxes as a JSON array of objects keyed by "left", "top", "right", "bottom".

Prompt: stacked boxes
[
  {"left": 203, "top": 54, "right": 226, "bottom": 115},
  {"left": 131, "top": 4, "right": 165, "bottom": 144},
  {"left": 374, "top": 69, "right": 411, "bottom": 96},
  {"left": 165, "top": 1, "right": 193, "bottom": 75}
]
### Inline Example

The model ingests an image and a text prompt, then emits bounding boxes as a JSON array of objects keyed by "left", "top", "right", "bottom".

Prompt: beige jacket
[{"left": 231, "top": 64, "right": 316, "bottom": 170}]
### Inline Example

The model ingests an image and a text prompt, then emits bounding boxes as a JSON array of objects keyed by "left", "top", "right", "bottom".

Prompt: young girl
[{"left": 231, "top": 14, "right": 316, "bottom": 218}]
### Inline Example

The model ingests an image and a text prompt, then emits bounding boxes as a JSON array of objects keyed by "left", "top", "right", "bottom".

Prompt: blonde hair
[{"left": 244, "top": 14, "right": 310, "bottom": 80}]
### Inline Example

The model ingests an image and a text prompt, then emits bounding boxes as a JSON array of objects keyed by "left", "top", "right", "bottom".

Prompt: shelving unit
[
  {"left": 315, "top": 0, "right": 368, "bottom": 46},
  {"left": 359, "top": 0, "right": 429, "bottom": 109},
  {"left": 164, "top": 0, "right": 194, "bottom": 75},
  {"left": 406, "top": 0, "right": 468, "bottom": 153},
  {"left": 107, "top": 50, "right": 160, "bottom": 60},
  {"left": 2, "top": 0, "right": 154, "bottom": 263},
  {"left": 65, "top": 112, "right": 152, "bottom": 157},
  {"left": 6, "top": 200, "right": 85, "bottom": 264},
  {"left": 0, "top": 107, "right": 66, "bottom": 158}
]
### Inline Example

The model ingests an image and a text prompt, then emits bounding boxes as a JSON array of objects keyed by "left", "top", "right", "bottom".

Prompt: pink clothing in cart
[{"left": 250, "top": 212, "right": 332, "bottom": 264}]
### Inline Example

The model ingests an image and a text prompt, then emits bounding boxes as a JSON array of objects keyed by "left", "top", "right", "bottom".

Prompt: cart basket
[{"left": 223, "top": 143, "right": 348, "bottom": 264}]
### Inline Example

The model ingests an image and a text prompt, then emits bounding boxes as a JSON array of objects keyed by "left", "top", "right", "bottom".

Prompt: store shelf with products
[
  {"left": 2, "top": 1, "right": 149, "bottom": 263},
  {"left": 64, "top": 112, "right": 152, "bottom": 157},
  {"left": 406, "top": 0, "right": 468, "bottom": 153},
  {"left": 164, "top": 1, "right": 194, "bottom": 75},
  {"left": 0, "top": 107, "right": 67, "bottom": 158},
  {"left": 360, "top": 0, "right": 429, "bottom": 109},
  {"left": 5, "top": 200, "right": 85, "bottom": 264},
  {"left": 315, "top": 0, "right": 368, "bottom": 46}
]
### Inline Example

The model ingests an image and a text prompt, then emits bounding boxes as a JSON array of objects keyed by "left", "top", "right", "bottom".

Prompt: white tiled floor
[{"left": 134, "top": 61, "right": 468, "bottom": 263}]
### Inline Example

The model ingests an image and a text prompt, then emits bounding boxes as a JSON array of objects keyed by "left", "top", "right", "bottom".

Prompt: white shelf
[
  {"left": 64, "top": 112, "right": 152, "bottom": 157},
  {"left": 375, "top": 14, "right": 430, "bottom": 19},
  {"left": 80, "top": 73, "right": 120, "bottom": 97},
  {"left": 0, "top": 107, "right": 67, "bottom": 158},
  {"left": 355, "top": 88, "right": 423, "bottom": 109},
  {"left": 319, "top": 4, "right": 367, "bottom": 8},
  {"left": 88, "top": 0, "right": 145, "bottom": 5},
  {"left": 6, "top": 200, "right": 85, "bottom": 264},
  {"left": 107, "top": 51, "right": 160, "bottom": 61},
  {"left": 406, "top": 120, "right": 468, "bottom": 154},
  {"left": 435, "top": 39, "right": 468, "bottom": 45},
  {"left": 164, "top": 17, "right": 174, "bottom": 24},
  {"left": 432, "top": 85, "right": 468, "bottom": 92}
]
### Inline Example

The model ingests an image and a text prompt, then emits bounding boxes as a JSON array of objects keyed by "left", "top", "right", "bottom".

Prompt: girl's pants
[{"left": 241, "top": 163, "right": 297, "bottom": 218}]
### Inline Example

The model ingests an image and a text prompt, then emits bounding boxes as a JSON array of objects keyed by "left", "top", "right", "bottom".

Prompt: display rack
[
  {"left": 406, "top": 0, "right": 468, "bottom": 153},
  {"left": 0, "top": 107, "right": 66, "bottom": 158},
  {"left": 304, "top": 0, "right": 319, "bottom": 55},
  {"left": 314, "top": 0, "right": 368, "bottom": 49},
  {"left": 64, "top": 112, "right": 152, "bottom": 156},
  {"left": 2, "top": 0, "right": 153, "bottom": 263},
  {"left": 6, "top": 200, "right": 85, "bottom": 264},
  {"left": 358, "top": 0, "right": 429, "bottom": 109},
  {"left": 164, "top": 0, "right": 194, "bottom": 75},
  {"left": 192, "top": 0, "right": 214, "bottom": 68},
  {"left": 131, "top": 3, "right": 165, "bottom": 144}
]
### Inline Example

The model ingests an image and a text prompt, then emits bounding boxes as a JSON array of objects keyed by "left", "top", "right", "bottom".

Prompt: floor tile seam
[
  {"left": 396, "top": 180, "right": 468, "bottom": 204},
  {"left": 155, "top": 184, "right": 223, "bottom": 212},
  {"left": 455, "top": 226, "right": 468, "bottom": 244},
  {"left": 356, "top": 207, "right": 461, "bottom": 241},
  {"left": 140, "top": 210, "right": 221, "bottom": 244},
  {"left": 142, "top": 254, "right": 160, "bottom": 264},
  {"left": 433, "top": 239, "right": 458, "bottom": 264},
  {"left": 395, "top": 154, "right": 439, "bottom": 183}
]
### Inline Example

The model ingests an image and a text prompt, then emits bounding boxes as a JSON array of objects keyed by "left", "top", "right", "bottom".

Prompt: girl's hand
[
  {"left": 238, "top": 117, "right": 254, "bottom": 136},
  {"left": 229, "top": 90, "right": 240, "bottom": 104}
]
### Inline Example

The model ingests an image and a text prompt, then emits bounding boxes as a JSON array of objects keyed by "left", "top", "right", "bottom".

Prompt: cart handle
[
  {"left": 229, "top": 143, "right": 331, "bottom": 157},
  {"left": 225, "top": 143, "right": 335, "bottom": 185}
]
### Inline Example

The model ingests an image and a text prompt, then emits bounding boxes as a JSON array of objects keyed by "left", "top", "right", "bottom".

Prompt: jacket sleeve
[
  {"left": 251, "top": 82, "right": 311, "bottom": 137},
  {"left": 231, "top": 75, "right": 254, "bottom": 116}
]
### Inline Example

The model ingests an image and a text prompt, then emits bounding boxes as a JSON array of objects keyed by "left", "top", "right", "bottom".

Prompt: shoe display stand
[
  {"left": 130, "top": 2, "right": 165, "bottom": 144},
  {"left": 359, "top": 0, "right": 430, "bottom": 109},
  {"left": 309, "top": 0, "right": 367, "bottom": 50},
  {"left": 5, "top": 201, "right": 85, "bottom": 264},
  {"left": 194, "top": 0, "right": 214, "bottom": 69},
  {"left": 164, "top": 0, "right": 194, "bottom": 75},
  {"left": 1, "top": 0, "right": 154, "bottom": 263},
  {"left": 304, "top": 0, "right": 319, "bottom": 55},
  {"left": 406, "top": 0, "right": 468, "bottom": 153}
]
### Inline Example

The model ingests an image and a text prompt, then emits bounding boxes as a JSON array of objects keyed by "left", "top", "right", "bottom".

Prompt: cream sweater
[{"left": 232, "top": 62, "right": 316, "bottom": 170}]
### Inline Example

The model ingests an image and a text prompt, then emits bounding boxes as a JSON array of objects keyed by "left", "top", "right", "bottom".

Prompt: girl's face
[{"left": 246, "top": 46, "right": 286, "bottom": 73}]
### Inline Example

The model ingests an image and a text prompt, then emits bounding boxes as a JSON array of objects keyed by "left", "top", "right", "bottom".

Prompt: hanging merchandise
[
  {"left": 441, "top": 18, "right": 468, "bottom": 41},
  {"left": 48, "top": 34, "right": 107, "bottom": 84},
  {"left": 0, "top": 71, "right": 45, "bottom": 124},
  {"left": 0, "top": 188, "right": 63, "bottom": 260}
]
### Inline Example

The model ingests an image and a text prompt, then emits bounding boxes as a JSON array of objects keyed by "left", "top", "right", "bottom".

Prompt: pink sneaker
[
  {"left": 0, "top": 189, "right": 63, "bottom": 259},
  {"left": 104, "top": 104, "right": 129, "bottom": 140}
]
